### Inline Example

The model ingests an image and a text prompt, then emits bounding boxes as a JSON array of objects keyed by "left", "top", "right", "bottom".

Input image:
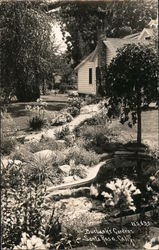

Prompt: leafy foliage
[
  {"left": 57, "top": 0, "right": 157, "bottom": 66},
  {"left": 67, "top": 97, "right": 81, "bottom": 117},
  {"left": 1, "top": 1, "right": 56, "bottom": 102},
  {"left": 25, "top": 99, "right": 48, "bottom": 130},
  {"left": 105, "top": 43, "right": 158, "bottom": 144},
  {"left": 1, "top": 160, "right": 64, "bottom": 249}
]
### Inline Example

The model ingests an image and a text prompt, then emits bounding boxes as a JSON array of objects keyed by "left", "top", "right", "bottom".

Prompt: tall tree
[
  {"left": 56, "top": 0, "right": 157, "bottom": 66},
  {"left": 105, "top": 43, "right": 158, "bottom": 145},
  {"left": 1, "top": 1, "right": 55, "bottom": 102}
]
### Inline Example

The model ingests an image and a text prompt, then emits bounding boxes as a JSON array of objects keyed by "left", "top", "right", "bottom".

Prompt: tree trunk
[{"left": 137, "top": 88, "right": 142, "bottom": 146}]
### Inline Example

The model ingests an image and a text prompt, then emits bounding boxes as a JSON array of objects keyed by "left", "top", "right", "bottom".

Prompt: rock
[
  {"left": 34, "top": 149, "right": 53, "bottom": 159},
  {"left": 1, "top": 158, "right": 23, "bottom": 168},
  {"left": 16, "top": 135, "right": 25, "bottom": 143},
  {"left": 44, "top": 129, "right": 56, "bottom": 140},
  {"left": 59, "top": 165, "right": 71, "bottom": 175},
  {"left": 51, "top": 112, "right": 73, "bottom": 126},
  {"left": 63, "top": 176, "right": 75, "bottom": 183},
  {"left": 24, "top": 132, "right": 43, "bottom": 143}
]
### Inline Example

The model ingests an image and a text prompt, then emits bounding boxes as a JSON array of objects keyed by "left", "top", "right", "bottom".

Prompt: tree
[
  {"left": 105, "top": 43, "right": 158, "bottom": 145},
  {"left": 55, "top": 0, "right": 157, "bottom": 66},
  {"left": 1, "top": 1, "right": 55, "bottom": 102}
]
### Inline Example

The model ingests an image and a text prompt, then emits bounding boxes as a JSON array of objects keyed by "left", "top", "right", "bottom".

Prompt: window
[{"left": 89, "top": 68, "right": 92, "bottom": 84}]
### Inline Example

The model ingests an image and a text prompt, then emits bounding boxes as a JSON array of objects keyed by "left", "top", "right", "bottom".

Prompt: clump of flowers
[
  {"left": 25, "top": 99, "right": 48, "bottom": 130},
  {"left": 51, "top": 112, "right": 73, "bottom": 126},
  {"left": 13, "top": 233, "right": 50, "bottom": 250},
  {"left": 67, "top": 97, "right": 81, "bottom": 117},
  {"left": 90, "top": 184, "right": 99, "bottom": 197},
  {"left": 101, "top": 178, "right": 141, "bottom": 212}
]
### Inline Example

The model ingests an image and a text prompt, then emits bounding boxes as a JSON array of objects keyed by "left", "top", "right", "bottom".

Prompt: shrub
[
  {"left": 84, "top": 95, "right": 101, "bottom": 105},
  {"left": 59, "top": 84, "right": 67, "bottom": 93},
  {"left": 67, "top": 97, "right": 81, "bottom": 117},
  {"left": 70, "top": 163, "right": 88, "bottom": 179},
  {"left": 79, "top": 125, "right": 113, "bottom": 150},
  {"left": 29, "top": 116, "right": 45, "bottom": 130},
  {"left": 55, "top": 125, "right": 70, "bottom": 140},
  {"left": 68, "top": 146, "right": 99, "bottom": 166},
  {"left": 1, "top": 133, "right": 17, "bottom": 155},
  {"left": 28, "top": 138, "right": 65, "bottom": 153},
  {"left": 1, "top": 160, "right": 48, "bottom": 249},
  {"left": 67, "top": 106, "right": 80, "bottom": 117},
  {"left": 10, "top": 146, "right": 34, "bottom": 162},
  {"left": 52, "top": 146, "right": 99, "bottom": 167},
  {"left": 26, "top": 156, "right": 63, "bottom": 186},
  {"left": 51, "top": 112, "right": 73, "bottom": 126},
  {"left": 1, "top": 160, "right": 71, "bottom": 250},
  {"left": 25, "top": 99, "right": 47, "bottom": 131}
]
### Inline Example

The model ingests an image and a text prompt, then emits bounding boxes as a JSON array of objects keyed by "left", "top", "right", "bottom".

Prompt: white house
[{"left": 75, "top": 19, "right": 157, "bottom": 96}]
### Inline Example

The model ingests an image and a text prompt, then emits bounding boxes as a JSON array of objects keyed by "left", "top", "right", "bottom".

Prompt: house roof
[
  {"left": 74, "top": 47, "right": 98, "bottom": 70},
  {"left": 104, "top": 38, "right": 135, "bottom": 52},
  {"left": 75, "top": 26, "right": 155, "bottom": 71}
]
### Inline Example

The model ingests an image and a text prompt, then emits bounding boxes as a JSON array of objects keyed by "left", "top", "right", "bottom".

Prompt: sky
[{"left": 51, "top": 22, "right": 67, "bottom": 53}]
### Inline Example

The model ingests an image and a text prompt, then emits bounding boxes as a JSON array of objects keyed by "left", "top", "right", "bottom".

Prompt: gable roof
[
  {"left": 74, "top": 46, "right": 98, "bottom": 70},
  {"left": 74, "top": 26, "right": 155, "bottom": 71},
  {"left": 104, "top": 38, "right": 135, "bottom": 52}
]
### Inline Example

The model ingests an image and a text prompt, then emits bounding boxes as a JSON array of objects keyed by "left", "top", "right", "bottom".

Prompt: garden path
[
  {"left": 46, "top": 160, "right": 106, "bottom": 198},
  {"left": 24, "top": 104, "right": 100, "bottom": 142}
]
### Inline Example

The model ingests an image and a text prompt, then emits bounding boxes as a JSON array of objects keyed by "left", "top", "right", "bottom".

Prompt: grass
[
  {"left": 3, "top": 94, "right": 68, "bottom": 134},
  {"left": 109, "top": 110, "right": 158, "bottom": 146}
]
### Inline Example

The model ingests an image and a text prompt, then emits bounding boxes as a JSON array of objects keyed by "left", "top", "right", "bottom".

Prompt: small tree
[{"left": 105, "top": 43, "right": 158, "bottom": 145}]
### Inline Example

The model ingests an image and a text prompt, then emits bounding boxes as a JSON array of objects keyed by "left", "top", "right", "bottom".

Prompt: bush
[
  {"left": 67, "top": 97, "right": 81, "bottom": 117},
  {"left": 1, "top": 159, "right": 71, "bottom": 250},
  {"left": 51, "top": 112, "right": 73, "bottom": 126},
  {"left": 84, "top": 95, "right": 101, "bottom": 105},
  {"left": 10, "top": 146, "right": 34, "bottom": 162},
  {"left": 28, "top": 138, "right": 65, "bottom": 153},
  {"left": 55, "top": 125, "right": 70, "bottom": 140},
  {"left": 29, "top": 116, "right": 45, "bottom": 130},
  {"left": 52, "top": 145, "right": 100, "bottom": 167},
  {"left": 70, "top": 164, "right": 88, "bottom": 179},
  {"left": 26, "top": 99, "right": 48, "bottom": 131},
  {"left": 68, "top": 146, "right": 99, "bottom": 166},
  {"left": 67, "top": 106, "right": 80, "bottom": 117},
  {"left": 76, "top": 124, "right": 115, "bottom": 153},
  {"left": 59, "top": 84, "right": 67, "bottom": 93},
  {"left": 1, "top": 160, "right": 48, "bottom": 249},
  {"left": 1, "top": 133, "right": 17, "bottom": 155}
]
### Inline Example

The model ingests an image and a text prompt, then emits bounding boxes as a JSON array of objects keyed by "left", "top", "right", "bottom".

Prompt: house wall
[
  {"left": 77, "top": 46, "right": 114, "bottom": 95},
  {"left": 106, "top": 47, "right": 115, "bottom": 65},
  {"left": 77, "top": 55, "right": 98, "bottom": 95}
]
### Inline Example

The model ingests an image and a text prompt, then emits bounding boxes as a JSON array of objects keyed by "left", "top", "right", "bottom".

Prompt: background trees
[
  {"left": 1, "top": 1, "right": 56, "bottom": 102},
  {"left": 56, "top": 0, "right": 157, "bottom": 66},
  {"left": 105, "top": 43, "right": 158, "bottom": 145}
]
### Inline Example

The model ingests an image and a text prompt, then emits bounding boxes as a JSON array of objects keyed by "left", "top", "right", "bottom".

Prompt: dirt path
[{"left": 24, "top": 104, "right": 100, "bottom": 142}]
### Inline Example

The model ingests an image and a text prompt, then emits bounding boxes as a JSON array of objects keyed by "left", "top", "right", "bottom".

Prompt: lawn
[
  {"left": 4, "top": 94, "right": 68, "bottom": 134},
  {"left": 109, "top": 109, "right": 158, "bottom": 147}
]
